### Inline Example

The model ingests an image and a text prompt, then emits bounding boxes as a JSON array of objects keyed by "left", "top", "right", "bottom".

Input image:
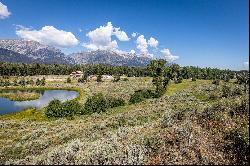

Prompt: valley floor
[{"left": 0, "top": 77, "right": 248, "bottom": 165}]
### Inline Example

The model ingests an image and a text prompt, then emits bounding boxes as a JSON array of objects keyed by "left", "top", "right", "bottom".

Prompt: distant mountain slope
[
  {"left": 0, "top": 48, "right": 35, "bottom": 63},
  {"left": 70, "top": 50, "right": 151, "bottom": 67},
  {"left": 0, "top": 39, "right": 73, "bottom": 64},
  {"left": 0, "top": 39, "right": 151, "bottom": 66}
]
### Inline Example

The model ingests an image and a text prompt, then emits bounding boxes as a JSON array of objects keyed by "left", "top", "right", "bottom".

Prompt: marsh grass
[{"left": 0, "top": 91, "right": 41, "bottom": 101}]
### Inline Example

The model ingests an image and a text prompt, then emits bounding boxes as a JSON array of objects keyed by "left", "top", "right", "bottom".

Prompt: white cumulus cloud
[
  {"left": 136, "top": 35, "right": 148, "bottom": 55},
  {"left": 113, "top": 28, "right": 130, "bottom": 41},
  {"left": 148, "top": 37, "right": 159, "bottom": 48},
  {"left": 160, "top": 48, "right": 179, "bottom": 62},
  {"left": 131, "top": 32, "right": 137, "bottom": 38},
  {"left": 136, "top": 35, "right": 159, "bottom": 57},
  {"left": 0, "top": 2, "right": 11, "bottom": 19},
  {"left": 84, "top": 22, "right": 129, "bottom": 51},
  {"left": 16, "top": 26, "right": 79, "bottom": 47}
]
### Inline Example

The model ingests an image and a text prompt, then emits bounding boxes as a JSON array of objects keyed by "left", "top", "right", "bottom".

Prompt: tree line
[{"left": 0, "top": 61, "right": 248, "bottom": 81}]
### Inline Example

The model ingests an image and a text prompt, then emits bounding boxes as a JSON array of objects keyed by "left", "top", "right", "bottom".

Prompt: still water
[{"left": 0, "top": 90, "right": 79, "bottom": 114}]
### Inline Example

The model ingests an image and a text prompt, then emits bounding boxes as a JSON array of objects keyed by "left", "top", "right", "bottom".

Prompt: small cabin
[
  {"left": 102, "top": 75, "right": 114, "bottom": 80},
  {"left": 70, "top": 71, "right": 83, "bottom": 78},
  {"left": 87, "top": 75, "right": 97, "bottom": 80}
]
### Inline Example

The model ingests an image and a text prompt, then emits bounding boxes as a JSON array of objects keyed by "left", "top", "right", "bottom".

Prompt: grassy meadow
[{"left": 0, "top": 76, "right": 248, "bottom": 165}]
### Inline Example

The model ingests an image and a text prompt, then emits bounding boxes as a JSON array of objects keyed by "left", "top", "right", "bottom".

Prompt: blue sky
[{"left": 0, "top": 0, "right": 249, "bottom": 70}]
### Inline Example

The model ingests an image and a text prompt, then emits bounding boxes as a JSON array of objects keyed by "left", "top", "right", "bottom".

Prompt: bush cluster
[
  {"left": 122, "top": 78, "right": 129, "bottom": 81},
  {"left": 78, "top": 73, "right": 88, "bottom": 83},
  {"left": 113, "top": 75, "right": 121, "bottom": 82},
  {"left": 66, "top": 77, "right": 71, "bottom": 83},
  {"left": 45, "top": 99, "right": 82, "bottom": 118},
  {"left": 129, "top": 89, "right": 155, "bottom": 104},
  {"left": 212, "top": 79, "right": 220, "bottom": 85},
  {"left": 224, "top": 129, "right": 249, "bottom": 165},
  {"left": 192, "top": 77, "right": 196, "bottom": 81},
  {"left": 97, "top": 75, "right": 102, "bottom": 82},
  {"left": 174, "top": 77, "right": 183, "bottom": 84},
  {"left": 45, "top": 93, "right": 126, "bottom": 118},
  {"left": 83, "top": 93, "right": 125, "bottom": 114},
  {"left": 36, "top": 77, "right": 46, "bottom": 86},
  {"left": 0, "top": 77, "right": 45, "bottom": 87}
]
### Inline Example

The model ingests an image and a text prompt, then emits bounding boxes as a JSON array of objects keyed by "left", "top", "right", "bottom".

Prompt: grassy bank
[
  {"left": 0, "top": 91, "right": 41, "bottom": 101},
  {"left": 0, "top": 108, "right": 47, "bottom": 121}
]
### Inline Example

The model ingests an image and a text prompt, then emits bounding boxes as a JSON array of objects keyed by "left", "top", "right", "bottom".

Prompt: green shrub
[
  {"left": 78, "top": 76, "right": 86, "bottom": 83},
  {"left": 26, "top": 79, "right": 35, "bottom": 85},
  {"left": 129, "top": 89, "right": 154, "bottom": 104},
  {"left": 36, "top": 77, "right": 46, "bottom": 86},
  {"left": 83, "top": 93, "right": 125, "bottom": 114},
  {"left": 209, "top": 91, "right": 221, "bottom": 100},
  {"left": 18, "top": 79, "right": 26, "bottom": 86},
  {"left": 36, "top": 78, "right": 40, "bottom": 86},
  {"left": 224, "top": 75, "right": 230, "bottom": 82},
  {"left": 45, "top": 99, "right": 62, "bottom": 118},
  {"left": 97, "top": 75, "right": 102, "bottom": 82},
  {"left": 83, "top": 93, "right": 108, "bottom": 114},
  {"left": 45, "top": 99, "right": 82, "bottom": 118},
  {"left": 122, "top": 78, "right": 129, "bottom": 81},
  {"left": 232, "top": 86, "right": 243, "bottom": 96},
  {"left": 113, "top": 75, "right": 120, "bottom": 82},
  {"left": 174, "top": 77, "right": 183, "bottom": 84},
  {"left": 67, "top": 77, "right": 71, "bottom": 83},
  {"left": 13, "top": 79, "right": 18, "bottom": 86},
  {"left": 192, "top": 77, "right": 197, "bottom": 81},
  {"left": 222, "top": 85, "right": 231, "bottom": 97},
  {"left": 40, "top": 77, "right": 46, "bottom": 86},
  {"left": 224, "top": 129, "right": 249, "bottom": 165},
  {"left": 106, "top": 96, "right": 125, "bottom": 108},
  {"left": 212, "top": 79, "right": 220, "bottom": 85},
  {"left": 233, "top": 96, "right": 249, "bottom": 116},
  {"left": 0, "top": 79, "right": 11, "bottom": 86},
  {"left": 163, "top": 77, "right": 170, "bottom": 88}
]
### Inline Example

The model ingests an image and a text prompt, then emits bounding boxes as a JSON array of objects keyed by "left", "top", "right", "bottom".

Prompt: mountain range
[{"left": 0, "top": 39, "right": 151, "bottom": 66}]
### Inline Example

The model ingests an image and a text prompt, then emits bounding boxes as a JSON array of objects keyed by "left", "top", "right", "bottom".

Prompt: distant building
[
  {"left": 86, "top": 75, "right": 114, "bottom": 81},
  {"left": 102, "top": 75, "right": 114, "bottom": 80},
  {"left": 70, "top": 71, "right": 83, "bottom": 78},
  {"left": 87, "top": 75, "right": 97, "bottom": 80}
]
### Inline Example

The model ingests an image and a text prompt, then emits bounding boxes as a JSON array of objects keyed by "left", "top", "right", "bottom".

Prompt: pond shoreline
[
  {"left": 0, "top": 86, "right": 85, "bottom": 118},
  {"left": 0, "top": 86, "right": 85, "bottom": 101}
]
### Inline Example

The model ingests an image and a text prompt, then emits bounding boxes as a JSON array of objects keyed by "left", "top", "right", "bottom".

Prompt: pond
[{"left": 0, "top": 90, "right": 79, "bottom": 114}]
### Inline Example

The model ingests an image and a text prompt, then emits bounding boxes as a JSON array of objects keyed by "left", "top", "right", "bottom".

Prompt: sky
[{"left": 0, "top": 0, "right": 249, "bottom": 70}]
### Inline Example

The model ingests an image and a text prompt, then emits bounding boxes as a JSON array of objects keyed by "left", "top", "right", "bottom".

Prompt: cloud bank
[{"left": 16, "top": 26, "right": 79, "bottom": 47}]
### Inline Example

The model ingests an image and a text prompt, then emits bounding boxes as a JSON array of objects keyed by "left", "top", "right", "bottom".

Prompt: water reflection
[{"left": 0, "top": 90, "right": 79, "bottom": 114}]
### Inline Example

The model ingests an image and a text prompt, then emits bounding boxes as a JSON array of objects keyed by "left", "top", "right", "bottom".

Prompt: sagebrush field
[{"left": 0, "top": 74, "right": 248, "bottom": 165}]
